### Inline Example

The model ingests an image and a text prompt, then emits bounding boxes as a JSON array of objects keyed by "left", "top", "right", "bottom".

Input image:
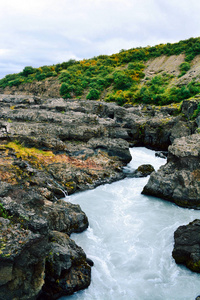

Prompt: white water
[{"left": 61, "top": 148, "right": 200, "bottom": 300}]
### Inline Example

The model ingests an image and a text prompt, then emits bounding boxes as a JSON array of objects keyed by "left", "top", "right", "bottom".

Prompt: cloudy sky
[{"left": 0, "top": 0, "right": 200, "bottom": 79}]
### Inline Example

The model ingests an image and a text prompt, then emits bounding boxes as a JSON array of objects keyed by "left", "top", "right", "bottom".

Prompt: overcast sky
[{"left": 0, "top": 0, "right": 200, "bottom": 79}]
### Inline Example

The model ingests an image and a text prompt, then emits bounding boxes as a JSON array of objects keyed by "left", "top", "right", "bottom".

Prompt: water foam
[{"left": 61, "top": 148, "right": 200, "bottom": 300}]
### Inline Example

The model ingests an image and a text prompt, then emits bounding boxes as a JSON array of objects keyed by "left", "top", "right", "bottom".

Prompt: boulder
[
  {"left": 170, "top": 120, "right": 193, "bottom": 143},
  {"left": 123, "top": 164, "right": 155, "bottom": 178},
  {"left": 38, "top": 231, "right": 91, "bottom": 299},
  {"left": 142, "top": 134, "right": 200, "bottom": 208},
  {"left": 181, "top": 98, "right": 199, "bottom": 120},
  {"left": 0, "top": 220, "right": 49, "bottom": 300},
  {"left": 0, "top": 190, "right": 90, "bottom": 300},
  {"left": 172, "top": 219, "right": 200, "bottom": 272}
]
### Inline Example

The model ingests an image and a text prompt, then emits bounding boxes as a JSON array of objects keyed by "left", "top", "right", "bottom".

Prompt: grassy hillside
[{"left": 1, "top": 37, "right": 200, "bottom": 106}]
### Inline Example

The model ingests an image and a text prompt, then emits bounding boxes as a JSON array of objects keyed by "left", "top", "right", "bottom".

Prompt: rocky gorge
[{"left": 0, "top": 93, "right": 200, "bottom": 299}]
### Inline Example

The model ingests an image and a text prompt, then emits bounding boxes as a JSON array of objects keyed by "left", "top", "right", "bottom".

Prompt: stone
[
  {"left": 123, "top": 164, "right": 155, "bottom": 178},
  {"left": 172, "top": 220, "right": 200, "bottom": 272},
  {"left": 170, "top": 120, "right": 193, "bottom": 143},
  {"left": 142, "top": 134, "right": 200, "bottom": 208},
  {"left": 39, "top": 231, "right": 91, "bottom": 299},
  {"left": 88, "top": 137, "right": 132, "bottom": 163},
  {"left": 155, "top": 151, "right": 168, "bottom": 159},
  {"left": 181, "top": 98, "right": 199, "bottom": 120},
  {"left": 0, "top": 222, "right": 49, "bottom": 300}
]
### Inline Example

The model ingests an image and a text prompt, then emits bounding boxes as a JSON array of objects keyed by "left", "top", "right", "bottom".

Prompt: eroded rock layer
[
  {"left": 0, "top": 93, "right": 199, "bottom": 298},
  {"left": 142, "top": 134, "right": 200, "bottom": 208}
]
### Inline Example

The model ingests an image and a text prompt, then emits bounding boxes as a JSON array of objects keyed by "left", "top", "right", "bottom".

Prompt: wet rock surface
[
  {"left": 123, "top": 164, "right": 155, "bottom": 178},
  {"left": 172, "top": 220, "right": 200, "bottom": 273}
]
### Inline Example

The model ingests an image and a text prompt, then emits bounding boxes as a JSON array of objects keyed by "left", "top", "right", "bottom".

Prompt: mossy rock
[
  {"left": 137, "top": 164, "right": 155, "bottom": 176},
  {"left": 123, "top": 164, "right": 155, "bottom": 178}
]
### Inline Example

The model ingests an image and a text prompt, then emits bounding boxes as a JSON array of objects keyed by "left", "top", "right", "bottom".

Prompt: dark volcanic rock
[
  {"left": 181, "top": 98, "right": 199, "bottom": 120},
  {"left": 0, "top": 94, "right": 199, "bottom": 299},
  {"left": 0, "top": 94, "right": 195, "bottom": 151},
  {"left": 172, "top": 220, "right": 200, "bottom": 272},
  {"left": 38, "top": 231, "right": 91, "bottom": 300},
  {"left": 142, "top": 134, "right": 200, "bottom": 208},
  {"left": 0, "top": 192, "right": 90, "bottom": 300},
  {"left": 123, "top": 164, "right": 155, "bottom": 178},
  {"left": 88, "top": 137, "right": 132, "bottom": 163},
  {"left": 0, "top": 218, "right": 49, "bottom": 300}
]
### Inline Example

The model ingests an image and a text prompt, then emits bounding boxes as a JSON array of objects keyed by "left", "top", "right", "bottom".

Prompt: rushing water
[{"left": 61, "top": 147, "right": 200, "bottom": 300}]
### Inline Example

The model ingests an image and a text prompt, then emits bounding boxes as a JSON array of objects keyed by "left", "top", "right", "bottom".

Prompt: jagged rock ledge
[
  {"left": 142, "top": 134, "right": 200, "bottom": 209},
  {"left": 142, "top": 131, "right": 200, "bottom": 280},
  {"left": 0, "top": 94, "right": 199, "bottom": 298}
]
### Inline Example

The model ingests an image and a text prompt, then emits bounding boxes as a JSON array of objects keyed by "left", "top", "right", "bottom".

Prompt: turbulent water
[{"left": 62, "top": 148, "right": 200, "bottom": 300}]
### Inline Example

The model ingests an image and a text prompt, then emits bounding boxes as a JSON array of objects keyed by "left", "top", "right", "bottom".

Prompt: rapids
[{"left": 61, "top": 147, "right": 200, "bottom": 300}]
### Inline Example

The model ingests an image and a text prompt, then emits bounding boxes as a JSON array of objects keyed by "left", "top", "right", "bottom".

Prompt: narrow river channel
[{"left": 61, "top": 147, "right": 200, "bottom": 300}]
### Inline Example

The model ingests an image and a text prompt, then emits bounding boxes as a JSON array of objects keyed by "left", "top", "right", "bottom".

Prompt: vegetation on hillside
[{"left": 1, "top": 37, "right": 200, "bottom": 106}]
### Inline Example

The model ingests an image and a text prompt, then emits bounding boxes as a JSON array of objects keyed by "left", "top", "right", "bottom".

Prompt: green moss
[
  {"left": 0, "top": 203, "right": 9, "bottom": 219},
  {"left": 192, "top": 102, "right": 200, "bottom": 119},
  {"left": 187, "top": 259, "right": 200, "bottom": 272}
]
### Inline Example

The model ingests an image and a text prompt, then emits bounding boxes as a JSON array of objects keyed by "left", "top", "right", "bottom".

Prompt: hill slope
[{"left": 1, "top": 37, "right": 200, "bottom": 106}]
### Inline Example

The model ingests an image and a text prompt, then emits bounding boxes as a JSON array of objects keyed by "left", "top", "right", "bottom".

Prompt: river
[{"left": 61, "top": 147, "right": 200, "bottom": 300}]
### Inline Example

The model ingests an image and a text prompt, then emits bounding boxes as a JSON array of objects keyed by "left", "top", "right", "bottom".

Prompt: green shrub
[
  {"left": 192, "top": 102, "right": 200, "bottom": 119},
  {"left": 180, "top": 62, "right": 191, "bottom": 72},
  {"left": 45, "top": 71, "right": 57, "bottom": 78},
  {"left": 8, "top": 77, "right": 24, "bottom": 87},
  {"left": 178, "top": 62, "right": 191, "bottom": 77},
  {"left": 60, "top": 83, "right": 73, "bottom": 98},
  {"left": 113, "top": 71, "right": 133, "bottom": 90},
  {"left": 36, "top": 74, "right": 46, "bottom": 81},
  {"left": 0, "top": 203, "right": 9, "bottom": 218},
  {"left": 128, "top": 62, "right": 145, "bottom": 71},
  {"left": 74, "top": 86, "right": 84, "bottom": 96},
  {"left": 86, "top": 89, "right": 100, "bottom": 100},
  {"left": 21, "top": 66, "right": 36, "bottom": 77}
]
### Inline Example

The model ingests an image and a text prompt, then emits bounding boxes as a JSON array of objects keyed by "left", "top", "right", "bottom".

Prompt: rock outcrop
[
  {"left": 142, "top": 134, "right": 200, "bottom": 208},
  {"left": 0, "top": 94, "right": 196, "bottom": 152},
  {"left": 172, "top": 219, "right": 200, "bottom": 273},
  {"left": 39, "top": 231, "right": 91, "bottom": 300},
  {"left": 0, "top": 95, "right": 135, "bottom": 299},
  {"left": 0, "top": 93, "right": 199, "bottom": 298},
  {"left": 0, "top": 216, "right": 49, "bottom": 300},
  {"left": 0, "top": 188, "right": 90, "bottom": 300}
]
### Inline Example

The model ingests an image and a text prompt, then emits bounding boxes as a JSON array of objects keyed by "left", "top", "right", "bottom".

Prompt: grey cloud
[{"left": 0, "top": 0, "right": 200, "bottom": 78}]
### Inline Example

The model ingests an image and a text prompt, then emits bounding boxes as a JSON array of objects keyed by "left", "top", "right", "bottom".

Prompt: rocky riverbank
[
  {"left": 140, "top": 96, "right": 200, "bottom": 278},
  {"left": 0, "top": 93, "right": 200, "bottom": 298},
  {"left": 142, "top": 133, "right": 200, "bottom": 208}
]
